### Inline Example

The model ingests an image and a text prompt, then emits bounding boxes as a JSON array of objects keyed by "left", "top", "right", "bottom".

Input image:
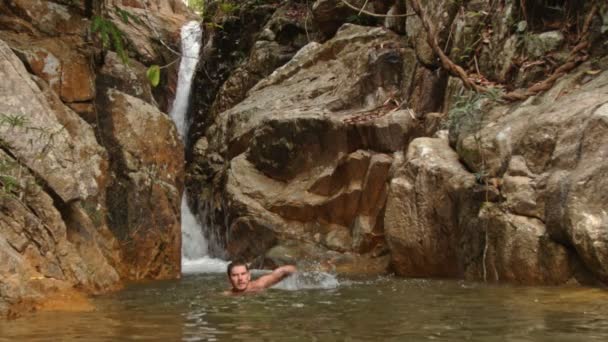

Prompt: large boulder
[
  {"left": 451, "top": 59, "right": 608, "bottom": 284},
  {"left": 385, "top": 136, "right": 476, "bottom": 278},
  {"left": 191, "top": 24, "right": 423, "bottom": 274},
  {"left": 0, "top": 38, "right": 105, "bottom": 203},
  {"left": 97, "top": 89, "right": 184, "bottom": 280},
  {"left": 0, "top": 150, "right": 121, "bottom": 317},
  {"left": 0, "top": 39, "right": 122, "bottom": 318}
]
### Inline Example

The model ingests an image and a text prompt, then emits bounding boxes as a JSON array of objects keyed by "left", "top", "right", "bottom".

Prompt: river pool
[{"left": 2, "top": 269, "right": 608, "bottom": 341}]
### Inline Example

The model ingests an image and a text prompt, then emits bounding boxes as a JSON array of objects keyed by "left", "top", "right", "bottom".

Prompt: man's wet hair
[{"left": 227, "top": 260, "right": 249, "bottom": 276}]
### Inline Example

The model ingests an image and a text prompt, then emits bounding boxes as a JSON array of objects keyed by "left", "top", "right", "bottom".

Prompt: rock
[
  {"left": 0, "top": 0, "right": 195, "bottom": 318},
  {"left": 60, "top": 53, "right": 95, "bottom": 103},
  {"left": 108, "top": 0, "right": 196, "bottom": 65},
  {"left": 524, "top": 30, "right": 565, "bottom": 59},
  {"left": 408, "top": 65, "right": 448, "bottom": 115},
  {"left": 192, "top": 25, "right": 421, "bottom": 268},
  {"left": 323, "top": 225, "right": 353, "bottom": 252},
  {"left": 468, "top": 204, "right": 574, "bottom": 285},
  {"left": 385, "top": 136, "right": 476, "bottom": 277},
  {"left": 97, "top": 89, "right": 184, "bottom": 280},
  {"left": 210, "top": 2, "right": 314, "bottom": 118},
  {"left": 97, "top": 51, "right": 157, "bottom": 106},
  {"left": 0, "top": 150, "right": 120, "bottom": 318},
  {"left": 405, "top": 0, "right": 460, "bottom": 67},
  {"left": 3, "top": 0, "right": 87, "bottom": 36},
  {"left": 263, "top": 240, "right": 389, "bottom": 276},
  {"left": 451, "top": 60, "right": 608, "bottom": 284},
  {"left": 312, "top": 0, "right": 365, "bottom": 38},
  {"left": 0, "top": 38, "right": 105, "bottom": 203}
]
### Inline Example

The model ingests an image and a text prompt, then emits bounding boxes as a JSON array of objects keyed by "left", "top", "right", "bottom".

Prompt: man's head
[{"left": 227, "top": 260, "right": 251, "bottom": 292}]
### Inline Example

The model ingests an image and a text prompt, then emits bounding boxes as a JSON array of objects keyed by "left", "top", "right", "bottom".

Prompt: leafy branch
[{"left": 91, "top": 14, "right": 129, "bottom": 64}]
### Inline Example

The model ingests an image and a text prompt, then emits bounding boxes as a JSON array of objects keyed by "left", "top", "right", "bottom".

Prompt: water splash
[{"left": 272, "top": 271, "right": 340, "bottom": 290}]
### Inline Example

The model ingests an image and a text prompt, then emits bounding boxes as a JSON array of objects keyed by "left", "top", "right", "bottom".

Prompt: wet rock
[
  {"left": 97, "top": 89, "right": 184, "bottom": 280},
  {"left": 467, "top": 204, "right": 575, "bottom": 285},
  {"left": 193, "top": 25, "right": 418, "bottom": 270},
  {"left": 451, "top": 61, "right": 608, "bottom": 284},
  {"left": 0, "top": 151, "right": 120, "bottom": 318},
  {"left": 385, "top": 136, "right": 476, "bottom": 278}
]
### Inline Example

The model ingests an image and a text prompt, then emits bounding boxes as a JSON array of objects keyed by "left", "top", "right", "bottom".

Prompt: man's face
[{"left": 229, "top": 265, "right": 251, "bottom": 291}]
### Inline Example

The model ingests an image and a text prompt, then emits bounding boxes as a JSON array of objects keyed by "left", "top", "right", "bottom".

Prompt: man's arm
[{"left": 251, "top": 265, "right": 297, "bottom": 289}]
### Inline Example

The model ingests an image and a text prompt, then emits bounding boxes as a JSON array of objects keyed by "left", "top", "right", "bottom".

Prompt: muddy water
[{"left": 2, "top": 273, "right": 608, "bottom": 341}]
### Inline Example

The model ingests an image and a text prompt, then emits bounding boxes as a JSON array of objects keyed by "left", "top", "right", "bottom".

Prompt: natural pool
[{"left": 2, "top": 268, "right": 608, "bottom": 341}]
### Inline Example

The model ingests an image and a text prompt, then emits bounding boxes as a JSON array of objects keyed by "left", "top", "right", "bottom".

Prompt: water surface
[{"left": 2, "top": 273, "right": 608, "bottom": 341}]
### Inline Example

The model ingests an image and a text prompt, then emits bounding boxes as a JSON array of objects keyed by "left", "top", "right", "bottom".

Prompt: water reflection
[{"left": 2, "top": 275, "right": 608, "bottom": 341}]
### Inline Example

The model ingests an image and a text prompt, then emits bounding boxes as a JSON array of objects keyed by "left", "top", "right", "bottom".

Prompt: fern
[
  {"left": 91, "top": 15, "right": 129, "bottom": 64},
  {"left": 114, "top": 7, "right": 143, "bottom": 25}
]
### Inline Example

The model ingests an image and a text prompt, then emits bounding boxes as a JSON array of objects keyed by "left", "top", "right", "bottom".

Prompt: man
[{"left": 226, "top": 260, "right": 297, "bottom": 294}]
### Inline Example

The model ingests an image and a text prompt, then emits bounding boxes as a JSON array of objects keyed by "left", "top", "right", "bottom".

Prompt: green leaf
[
  {"left": 91, "top": 16, "right": 102, "bottom": 32},
  {"left": 119, "top": 10, "right": 129, "bottom": 24},
  {"left": 146, "top": 65, "right": 161, "bottom": 87}
]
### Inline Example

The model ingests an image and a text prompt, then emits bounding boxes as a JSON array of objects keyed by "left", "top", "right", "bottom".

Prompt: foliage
[
  {"left": 447, "top": 86, "right": 503, "bottom": 185},
  {"left": 187, "top": 0, "right": 206, "bottom": 14},
  {"left": 91, "top": 15, "right": 129, "bottom": 64},
  {"left": 114, "top": 6, "right": 143, "bottom": 25},
  {"left": 146, "top": 65, "right": 161, "bottom": 87},
  {"left": 0, "top": 113, "right": 28, "bottom": 128},
  {"left": 448, "top": 87, "right": 503, "bottom": 135},
  {"left": 219, "top": 2, "right": 239, "bottom": 15},
  {"left": 0, "top": 158, "right": 20, "bottom": 198}
]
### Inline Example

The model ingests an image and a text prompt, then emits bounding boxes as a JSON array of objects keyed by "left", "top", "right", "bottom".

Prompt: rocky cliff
[
  {"left": 188, "top": 0, "right": 608, "bottom": 284},
  {"left": 0, "top": 0, "right": 191, "bottom": 318}
]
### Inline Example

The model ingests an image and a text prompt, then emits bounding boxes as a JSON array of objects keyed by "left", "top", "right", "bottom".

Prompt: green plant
[
  {"left": 219, "top": 2, "right": 239, "bottom": 15},
  {"left": 91, "top": 14, "right": 129, "bottom": 64},
  {"left": 82, "top": 200, "right": 104, "bottom": 227},
  {"left": 114, "top": 6, "right": 143, "bottom": 25},
  {"left": 0, "top": 159, "right": 21, "bottom": 198},
  {"left": 0, "top": 113, "right": 28, "bottom": 128},
  {"left": 187, "top": 0, "right": 206, "bottom": 14}
]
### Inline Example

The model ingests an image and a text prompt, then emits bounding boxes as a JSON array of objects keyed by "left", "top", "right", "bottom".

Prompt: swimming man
[{"left": 226, "top": 260, "right": 297, "bottom": 294}]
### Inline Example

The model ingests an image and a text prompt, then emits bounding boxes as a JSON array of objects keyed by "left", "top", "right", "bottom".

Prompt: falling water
[
  {"left": 170, "top": 21, "right": 227, "bottom": 274},
  {"left": 170, "top": 21, "right": 200, "bottom": 140},
  {"left": 170, "top": 21, "right": 335, "bottom": 285}
]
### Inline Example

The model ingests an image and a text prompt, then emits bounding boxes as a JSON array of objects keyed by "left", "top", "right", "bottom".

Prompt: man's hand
[{"left": 251, "top": 265, "right": 297, "bottom": 290}]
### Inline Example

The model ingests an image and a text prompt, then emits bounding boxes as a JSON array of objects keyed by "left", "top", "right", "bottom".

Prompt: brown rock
[
  {"left": 97, "top": 89, "right": 184, "bottom": 280},
  {"left": 192, "top": 25, "right": 421, "bottom": 267},
  {"left": 4, "top": 0, "right": 87, "bottom": 36},
  {"left": 97, "top": 51, "right": 157, "bottom": 106},
  {"left": 60, "top": 55, "right": 95, "bottom": 103},
  {"left": 385, "top": 136, "right": 476, "bottom": 278},
  {"left": 0, "top": 38, "right": 105, "bottom": 203},
  {"left": 469, "top": 204, "right": 574, "bottom": 285}
]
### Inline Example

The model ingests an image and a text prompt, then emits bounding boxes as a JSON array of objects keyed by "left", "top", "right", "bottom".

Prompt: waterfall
[
  {"left": 170, "top": 21, "right": 200, "bottom": 141},
  {"left": 170, "top": 21, "right": 227, "bottom": 274}
]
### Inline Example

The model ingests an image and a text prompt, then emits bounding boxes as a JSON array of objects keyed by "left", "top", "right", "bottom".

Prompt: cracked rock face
[
  {"left": 447, "top": 61, "right": 608, "bottom": 285},
  {"left": 191, "top": 25, "right": 420, "bottom": 272},
  {"left": 0, "top": 0, "right": 189, "bottom": 317}
]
